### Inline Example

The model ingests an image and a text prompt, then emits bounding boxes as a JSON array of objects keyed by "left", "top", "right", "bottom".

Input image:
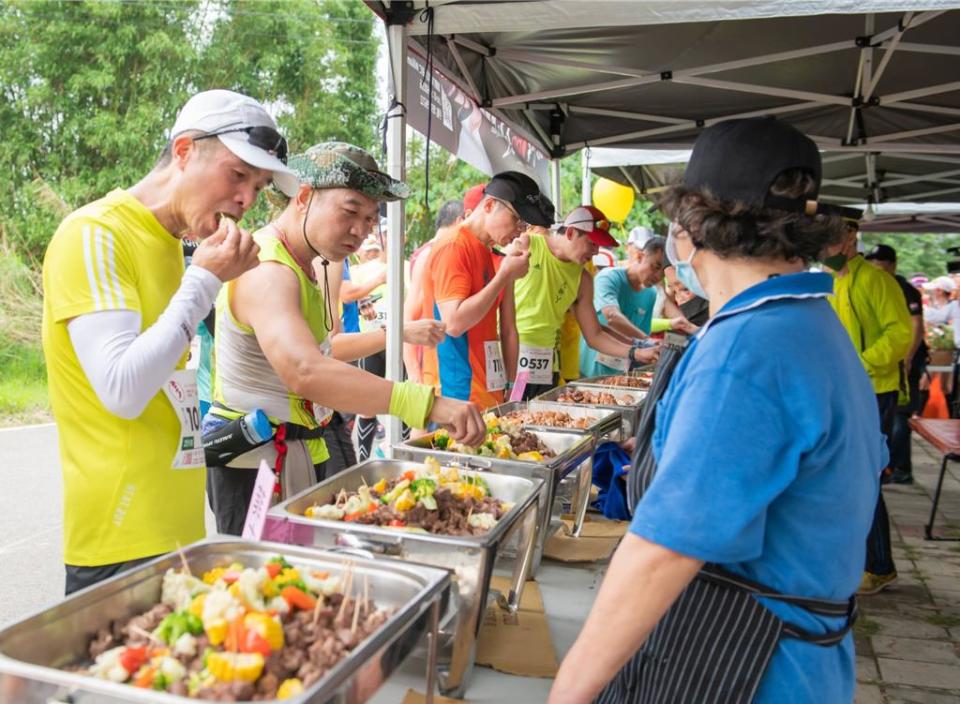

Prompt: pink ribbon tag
[
  {"left": 241, "top": 460, "right": 275, "bottom": 540},
  {"left": 510, "top": 371, "right": 530, "bottom": 402}
]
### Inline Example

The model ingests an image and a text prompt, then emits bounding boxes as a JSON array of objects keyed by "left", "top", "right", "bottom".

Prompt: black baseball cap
[
  {"left": 683, "top": 117, "right": 862, "bottom": 220},
  {"left": 483, "top": 171, "right": 555, "bottom": 227},
  {"left": 865, "top": 244, "right": 897, "bottom": 263}
]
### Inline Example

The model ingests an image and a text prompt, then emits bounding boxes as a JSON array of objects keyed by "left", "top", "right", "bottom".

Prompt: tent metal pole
[
  {"left": 863, "top": 11, "right": 913, "bottom": 100},
  {"left": 885, "top": 102, "right": 960, "bottom": 120},
  {"left": 871, "top": 9, "right": 945, "bottom": 43},
  {"left": 828, "top": 143, "right": 960, "bottom": 155},
  {"left": 883, "top": 81, "right": 960, "bottom": 105},
  {"left": 883, "top": 153, "right": 960, "bottom": 167},
  {"left": 672, "top": 76, "right": 849, "bottom": 106},
  {"left": 889, "top": 41, "right": 960, "bottom": 58},
  {"left": 869, "top": 122, "right": 960, "bottom": 144},
  {"left": 568, "top": 105, "right": 688, "bottom": 125},
  {"left": 493, "top": 74, "right": 662, "bottom": 107},
  {"left": 884, "top": 168, "right": 960, "bottom": 188},
  {"left": 581, "top": 149, "right": 591, "bottom": 206},
  {"left": 565, "top": 101, "right": 822, "bottom": 152},
  {"left": 551, "top": 159, "right": 562, "bottom": 216},
  {"left": 847, "top": 14, "right": 874, "bottom": 145},
  {"left": 891, "top": 184, "right": 960, "bottom": 202},
  {"left": 384, "top": 14, "right": 408, "bottom": 454},
  {"left": 445, "top": 36, "right": 481, "bottom": 102}
]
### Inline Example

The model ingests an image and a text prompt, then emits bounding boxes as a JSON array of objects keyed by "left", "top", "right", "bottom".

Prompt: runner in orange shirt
[{"left": 421, "top": 172, "right": 554, "bottom": 408}]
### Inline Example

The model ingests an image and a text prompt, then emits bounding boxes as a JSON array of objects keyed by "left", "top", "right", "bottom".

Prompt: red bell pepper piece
[
  {"left": 119, "top": 645, "right": 149, "bottom": 674},
  {"left": 264, "top": 562, "right": 282, "bottom": 579},
  {"left": 280, "top": 585, "right": 317, "bottom": 611}
]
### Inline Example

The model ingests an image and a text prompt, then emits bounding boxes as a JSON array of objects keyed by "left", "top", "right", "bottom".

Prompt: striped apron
[{"left": 610, "top": 334, "right": 859, "bottom": 703}]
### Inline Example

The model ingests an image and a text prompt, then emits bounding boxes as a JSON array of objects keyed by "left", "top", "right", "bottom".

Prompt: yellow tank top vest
[{"left": 213, "top": 230, "right": 332, "bottom": 463}]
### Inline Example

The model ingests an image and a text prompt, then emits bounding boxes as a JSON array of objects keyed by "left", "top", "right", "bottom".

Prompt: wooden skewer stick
[
  {"left": 128, "top": 624, "right": 164, "bottom": 647},
  {"left": 336, "top": 562, "right": 355, "bottom": 623},
  {"left": 174, "top": 541, "right": 191, "bottom": 577},
  {"left": 311, "top": 584, "right": 325, "bottom": 628},
  {"left": 363, "top": 574, "right": 370, "bottom": 617},
  {"left": 351, "top": 585, "right": 362, "bottom": 634}
]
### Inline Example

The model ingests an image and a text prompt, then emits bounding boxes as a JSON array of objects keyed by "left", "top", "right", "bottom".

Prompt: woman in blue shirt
[{"left": 550, "top": 118, "right": 886, "bottom": 704}]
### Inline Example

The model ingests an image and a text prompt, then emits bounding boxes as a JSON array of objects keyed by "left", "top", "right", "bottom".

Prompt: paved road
[
  {"left": 0, "top": 423, "right": 216, "bottom": 628},
  {"left": 0, "top": 423, "right": 64, "bottom": 626}
]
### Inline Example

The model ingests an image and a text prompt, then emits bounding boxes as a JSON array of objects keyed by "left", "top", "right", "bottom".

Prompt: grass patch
[
  {"left": 0, "top": 239, "right": 49, "bottom": 426},
  {"left": 855, "top": 616, "right": 882, "bottom": 638},
  {"left": 925, "top": 614, "right": 960, "bottom": 629},
  {"left": 0, "top": 339, "right": 49, "bottom": 426}
]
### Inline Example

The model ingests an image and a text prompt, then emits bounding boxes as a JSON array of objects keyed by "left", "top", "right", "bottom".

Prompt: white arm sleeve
[{"left": 68, "top": 266, "right": 222, "bottom": 420}]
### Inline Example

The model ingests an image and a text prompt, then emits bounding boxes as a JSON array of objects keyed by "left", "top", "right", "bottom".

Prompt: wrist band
[{"left": 389, "top": 381, "right": 436, "bottom": 429}]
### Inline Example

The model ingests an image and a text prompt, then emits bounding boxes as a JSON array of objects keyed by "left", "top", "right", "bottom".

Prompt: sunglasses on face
[
  {"left": 194, "top": 126, "right": 288, "bottom": 164},
  {"left": 494, "top": 199, "right": 527, "bottom": 229}
]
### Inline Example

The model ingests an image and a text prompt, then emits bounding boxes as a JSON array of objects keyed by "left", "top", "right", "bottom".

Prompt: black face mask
[{"left": 821, "top": 253, "right": 849, "bottom": 271}]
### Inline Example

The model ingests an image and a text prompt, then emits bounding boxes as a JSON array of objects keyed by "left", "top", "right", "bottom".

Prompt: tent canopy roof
[{"left": 371, "top": 1, "right": 960, "bottom": 206}]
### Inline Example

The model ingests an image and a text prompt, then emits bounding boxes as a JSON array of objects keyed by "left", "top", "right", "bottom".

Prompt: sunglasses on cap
[
  {"left": 569, "top": 217, "right": 610, "bottom": 232},
  {"left": 194, "top": 126, "right": 288, "bottom": 164}
]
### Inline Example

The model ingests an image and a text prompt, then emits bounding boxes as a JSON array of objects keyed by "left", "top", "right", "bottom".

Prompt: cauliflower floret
[
  {"left": 267, "top": 595, "right": 291, "bottom": 616},
  {"left": 157, "top": 655, "right": 187, "bottom": 682},
  {"left": 307, "top": 503, "right": 346, "bottom": 520},
  {"left": 89, "top": 646, "right": 130, "bottom": 683},
  {"left": 234, "top": 568, "right": 267, "bottom": 611},
  {"left": 468, "top": 512, "right": 498, "bottom": 531},
  {"left": 161, "top": 569, "right": 210, "bottom": 612},
  {"left": 304, "top": 572, "right": 342, "bottom": 597},
  {"left": 203, "top": 587, "right": 244, "bottom": 626},
  {"left": 172, "top": 632, "right": 198, "bottom": 658}
]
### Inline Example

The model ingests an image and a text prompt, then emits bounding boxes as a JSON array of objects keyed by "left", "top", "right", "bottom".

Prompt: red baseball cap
[
  {"left": 463, "top": 183, "right": 486, "bottom": 212},
  {"left": 560, "top": 205, "right": 619, "bottom": 247}
]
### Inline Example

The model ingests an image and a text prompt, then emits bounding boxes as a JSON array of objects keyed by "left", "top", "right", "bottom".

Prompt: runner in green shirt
[{"left": 513, "top": 205, "right": 660, "bottom": 399}]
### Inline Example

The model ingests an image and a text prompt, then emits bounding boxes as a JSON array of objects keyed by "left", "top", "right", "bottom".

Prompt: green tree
[
  {"left": 861, "top": 231, "right": 960, "bottom": 278},
  {"left": 0, "top": 0, "right": 379, "bottom": 259}
]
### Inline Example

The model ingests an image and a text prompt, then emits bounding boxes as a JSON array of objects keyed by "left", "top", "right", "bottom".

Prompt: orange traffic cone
[{"left": 923, "top": 375, "right": 949, "bottom": 419}]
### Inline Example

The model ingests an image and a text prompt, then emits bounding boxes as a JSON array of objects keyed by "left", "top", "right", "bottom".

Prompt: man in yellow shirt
[
  {"left": 42, "top": 90, "right": 297, "bottom": 593},
  {"left": 822, "top": 220, "right": 912, "bottom": 594},
  {"left": 513, "top": 206, "right": 659, "bottom": 399}
]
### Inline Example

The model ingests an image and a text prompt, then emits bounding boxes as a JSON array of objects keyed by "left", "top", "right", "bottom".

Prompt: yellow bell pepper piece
[
  {"left": 189, "top": 593, "right": 207, "bottom": 619},
  {"left": 277, "top": 678, "right": 304, "bottom": 700},
  {"left": 276, "top": 567, "right": 301, "bottom": 584},
  {"left": 496, "top": 446, "right": 512, "bottom": 459},
  {"left": 244, "top": 612, "right": 284, "bottom": 651},
  {"left": 517, "top": 450, "right": 544, "bottom": 461},
  {"left": 372, "top": 478, "right": 388, "bottom": 494},
  {"left": 202, "top": 567, "right": 226, "bottom": 585},
  {"left": 206, "top": 651, "right": 264, "bottom": 683},
  {"left": 394, "top": 488, "right": 416, "bottom": 512},
  {"left": 205, "top": 618, "right": 228, "bottom": 646}
]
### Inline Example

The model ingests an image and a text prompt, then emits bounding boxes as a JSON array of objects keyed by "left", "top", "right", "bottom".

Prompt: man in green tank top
[
  {"left": 513, "top": 205, "right": 660, "bottom": 400},
  {"left": 205, "top": 142, "right": 485, "bottom": 534}
]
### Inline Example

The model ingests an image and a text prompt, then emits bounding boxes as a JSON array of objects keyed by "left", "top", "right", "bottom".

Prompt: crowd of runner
[{"left": 39, "top": 88, "right": 936, "bottom": 702}]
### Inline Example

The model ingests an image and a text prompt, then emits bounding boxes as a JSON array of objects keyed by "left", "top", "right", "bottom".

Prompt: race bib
[
  {"left": 372, "top": 299, "right": 388, "bottom": 326},
  {"left": 517, "top": 344, "right": 553, "bottom": 385},
  {"left": 484, "top": 340, "right": 506, "bottom": 391},
  {"left": 311, "top": 340, "right": 335, "bottom": 425},
  {"left": 595, "top": 352, "right": 630, "bottom": 372},
  {"left": 162, "top": 369, "right": 205, "bottom": 470}
]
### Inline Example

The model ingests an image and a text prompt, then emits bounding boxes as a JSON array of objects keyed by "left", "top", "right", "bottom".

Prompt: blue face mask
[{"left": 667, "top": 229, "right": 708, "bottom": 300}]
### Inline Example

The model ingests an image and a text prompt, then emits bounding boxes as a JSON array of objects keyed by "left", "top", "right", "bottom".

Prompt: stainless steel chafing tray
[
  {"left": 535, "top": 383, "right": 646, "bottom": 437},
  {"left": 268, "top": 460, "right": 542, "bottom": 700},
  {"left": 0, "top": 540, "right": 450, "bottom": 704},
  {"left": 393, "top": 428, "right": 596, "bottom": 573},
  {"left": 486, "top": 399, "right": 622, "bottom": 441},
  {"left": 577, "top": 368, "right": 656, "bottom": 392}
]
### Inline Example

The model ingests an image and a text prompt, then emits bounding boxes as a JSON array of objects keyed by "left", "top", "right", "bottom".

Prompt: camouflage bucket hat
[{"left": 286, "top": 141, "right": 412, "bottom": 202}]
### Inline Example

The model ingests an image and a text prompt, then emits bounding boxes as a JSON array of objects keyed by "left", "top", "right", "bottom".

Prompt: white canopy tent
[
  {"left": 368, "top": 0, "right": 960, "bottom": 447},
  {"left": 588, "top": 147, "right": 960, "bottom": 231}
]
